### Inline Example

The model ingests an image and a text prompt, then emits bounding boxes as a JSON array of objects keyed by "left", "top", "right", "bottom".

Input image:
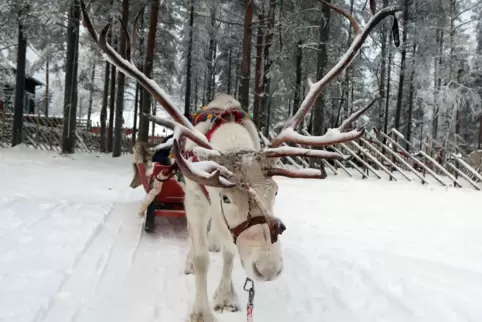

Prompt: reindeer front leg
[
  {"left": 212, "top": 214, "right": 239, "bottom": 312},
  {"left": 184, "top": 186, "right": 217, "bottom": 322}
]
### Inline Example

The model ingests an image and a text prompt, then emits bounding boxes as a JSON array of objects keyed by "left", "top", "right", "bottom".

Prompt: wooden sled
[{"left": 137, "top": 162, "right": 185, "bottom": 219}]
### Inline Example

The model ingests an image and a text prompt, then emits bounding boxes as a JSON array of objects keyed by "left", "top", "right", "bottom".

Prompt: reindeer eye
[{"left": 222, "top": 195, "right": 231, "bottom": 203}]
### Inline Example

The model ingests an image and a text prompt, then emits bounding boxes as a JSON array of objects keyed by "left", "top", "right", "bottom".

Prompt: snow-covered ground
[{"left": 1, "top": 146, "right": 482, "bottom": 322}]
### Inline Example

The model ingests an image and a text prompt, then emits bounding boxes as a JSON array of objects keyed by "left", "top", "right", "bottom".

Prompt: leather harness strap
[{"left": 178, "top": 107, "right": 285, "bottom": 244}]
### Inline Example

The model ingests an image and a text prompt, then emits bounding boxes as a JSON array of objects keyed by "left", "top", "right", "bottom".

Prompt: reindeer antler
[
  {"left": 80, "top": 0, "right": 236, "bottom": 188},
  {"left": 261, "top": 2, "right": 400, "bottom": 180},
  {"left": 270, "top": 3, "right": 401, "bottom": 149}
]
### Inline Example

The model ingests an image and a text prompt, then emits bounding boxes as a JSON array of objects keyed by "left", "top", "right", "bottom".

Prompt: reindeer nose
[{"left": 252, "top": 262, "right": 281, "bottom": 281}]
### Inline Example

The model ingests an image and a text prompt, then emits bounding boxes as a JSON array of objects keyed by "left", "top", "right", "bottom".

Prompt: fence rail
[
  {"left": 2, "top": 115, "right": 481, "bottom": 191},
  {"left": 260, "top": 128, "right": 482, "bottom": 191},
  {"left": 0, "top": 113, "right": 133, "bottom": 153}
]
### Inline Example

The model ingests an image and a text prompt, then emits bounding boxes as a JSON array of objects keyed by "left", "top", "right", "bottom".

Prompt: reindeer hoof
[
  {"left": 184, "top": 265, "right": 194, "bottom": 275},
  {"left": 208, "top": 242, "right": 220, "bottom": 253},
  {"left": 213, "top": 285, "right": 239, "bottom": 313},
  {"left": 213, "top": 302, "right": 239, "bottom": 313},
  {"left": 187, "top": 311, "right": 217, "bottom": 322},
  {"left": 184, "top": 259, "right": 194, "bottom": 275}
]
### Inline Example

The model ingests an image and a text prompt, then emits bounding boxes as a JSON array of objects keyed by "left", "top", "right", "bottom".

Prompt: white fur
[{"left": 183, "top": 94, "right": 283, "bottom": 321}]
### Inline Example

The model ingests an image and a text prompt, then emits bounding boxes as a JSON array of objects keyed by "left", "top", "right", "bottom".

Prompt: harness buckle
[
  {"left": 244, "top": 277, "right": 255, "bottom": 321},
  {"left": 243, "top": 277, "right": 255, "bottom": 306}
]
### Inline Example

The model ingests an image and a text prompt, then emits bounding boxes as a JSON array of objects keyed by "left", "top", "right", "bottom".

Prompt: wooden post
[
  {"left": 351, "top": 140, "right": 397, "bottom": 181},
  {"left": 361, "top": 136, "right": 412, "bottom": 181},
  {"left": 369, "top": 131, "right": 428, "bottom": 184},
  {"left": 380, "top": 131, "right": 448, "bottom": 187}
]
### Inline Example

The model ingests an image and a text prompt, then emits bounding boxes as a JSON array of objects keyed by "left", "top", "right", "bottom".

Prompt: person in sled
[{"left": 144, "top": 133, "right": 174, "bottom": 232}]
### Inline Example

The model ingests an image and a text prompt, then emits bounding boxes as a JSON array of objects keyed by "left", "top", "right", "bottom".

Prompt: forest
[{"left": 0, "top": 0, "right": 481, "bottom": 156}]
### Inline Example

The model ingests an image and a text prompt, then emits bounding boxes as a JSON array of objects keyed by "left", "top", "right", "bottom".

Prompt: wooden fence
[
  {"left": 2, "top": 112, "right": 480, "bottom": 191},
  {"left": 259, "top": 128, "right": 482, "bottom": 191},
  {"left": 0, "top": 112, "right": 133, "bottom": 153}
]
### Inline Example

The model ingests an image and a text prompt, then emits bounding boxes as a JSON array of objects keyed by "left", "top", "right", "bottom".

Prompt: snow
[{"left": 1, "top": 146, "right": 482, "bottom": 322}]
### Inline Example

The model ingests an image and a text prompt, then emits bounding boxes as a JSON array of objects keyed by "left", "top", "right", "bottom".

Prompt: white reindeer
[{"left": 80, "top": 1, "right": 401, "bottom": 321}]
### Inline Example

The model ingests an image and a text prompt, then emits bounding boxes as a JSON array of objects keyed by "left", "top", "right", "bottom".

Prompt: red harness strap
[{"left": 181, "top": 108, "right": 247, "bottom": 204}]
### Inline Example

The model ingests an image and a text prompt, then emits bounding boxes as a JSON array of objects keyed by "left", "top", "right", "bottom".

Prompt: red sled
[{"left": 137, "top": 162, "right": 185, "bottom": 218}]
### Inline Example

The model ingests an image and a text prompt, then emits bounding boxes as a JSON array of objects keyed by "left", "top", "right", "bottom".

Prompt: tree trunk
[
  {"left": 394, "top": 0, "right": 410, "bottom": 131},
  {"left": 113, "top": 0, "right": 129, "bottom": 157},
  {"left": 433, "top": 29, "right": 444, "bottom": 139},
  {"left": 86, "top": 63, "right": 96, "bottom": 131},
  {"left": 479, "top": 118, "right": 482, "bottom": 148},
  {"left": 253, "top": 12, "right": 264, "bottom": 126},
  {"left": 227, "top": 49, "right": 232, "bottom": 95},
  {"left": 61, "top": 0, "right": 81, "bottom": 154},
  {"left": 12, "top": 13, "right": 27, "bottom": 147},
  {"left": 132, "top": 83, "right": 139, "bottom": 144},
  {"left": 378, "top": 0, "right": 389, "bottom": 129},
  {"left": 107, "top": 33, "right": 117, "bottom": 152},
  {"left": 184, "top": 0, "right": 194, "bottom": 117},
  {"left": 44, "top": 59, "right": 49, "bottom": 117},
  {"left": 293, "top": 39, "right": 303, "bottom": 117},
  {"left": 238, "top": 0, "right": 253, "bottom": 110},
  {"left": 260, "top": 0, "right": 277, "bottom": 134},
  {"left": 406, "top": 44, "right": 417, "bottom": 149},
  {"left": 132, "top": 5, "right": 145, "bottom": 144},
  {"left": 100, "top": 57, "right": 110, "bottom": 152},
  {"left": 194, "top": 76, "right": 198, "bottom": 108},
  {"left": 151, "top": 101, "right": 156, "bottom": 137},
  {"left": 206, "top": 7, "right": 216, "bottom": 102},
  {"left": 312, "top": 0, "right": 330, "bottom": 137},
  {"left": 384, "top": 31, "right": 393, "bottom": 138},
  {"left": 138, "top": 0, "right": 160, "bottom": 142},
  {"left": 211, "top": 39, "right": 217, "bottom": 96},
  {"left": 202, "top": 67, "right": 208, "bottom": 105}
]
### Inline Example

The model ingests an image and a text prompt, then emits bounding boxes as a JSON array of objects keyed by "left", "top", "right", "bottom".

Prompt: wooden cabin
[{"left": 0, "top": 66, "right": 43, "bottom": 115}]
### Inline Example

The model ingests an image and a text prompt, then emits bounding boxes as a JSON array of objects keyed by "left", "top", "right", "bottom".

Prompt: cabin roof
[
  {"left": 10, "top": 67, "right": 44, "bottom": 86},
  {"left": 0, "top": 63, "right": 44, "bottom": 87}
]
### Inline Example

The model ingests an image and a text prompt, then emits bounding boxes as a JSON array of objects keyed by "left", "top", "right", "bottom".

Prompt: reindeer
[{"left": 80, "top": 1, "right": 401, "bottom": 321}]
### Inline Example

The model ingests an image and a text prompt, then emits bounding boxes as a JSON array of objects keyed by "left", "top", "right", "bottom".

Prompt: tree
[
  {"left": 61, "top": 0, "right": 81, "bottom": 154},
  {"left": 112, "top": 0, "right": 130, "bottom": 157},
  {"left": 138, "top": 0, "right": 160, "bottom": 142},
  {"left": 11, "top": 4, "right": 28, "bottom": 147},
  {"left": 238, "top": 0, "right": 253, "bottom": 110}
]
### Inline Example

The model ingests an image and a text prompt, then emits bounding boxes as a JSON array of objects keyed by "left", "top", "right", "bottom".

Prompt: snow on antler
[
  {"left": 80, "top": 0, "right": 242, "bottom": 190},
  {"left": 171, "top": 139, "right": 235, "bottom": 188},
  {"left": 146, "top": 114, "right": 212, "bottom": 150},
  {"left": 266, "top": 167, "right": 327, "bottom": 179},
  {"left": 80, "top": 1, "right": 204, "bottom": 137},
  {"left": 150, "top": 138, "right": 173, "bottom": 152},
  {"left": 269, "top": 3, "right": 401, "bottom": 150},
  {"left": 264, "top": 98, "right": 378, "bottom": 163}
]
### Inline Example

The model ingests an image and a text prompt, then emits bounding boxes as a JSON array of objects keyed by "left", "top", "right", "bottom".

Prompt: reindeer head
[
  {"left": 79, "top": 0, "right": 401, "bottom": 282},
  {"left": 196, "top": 148, "right": 284, "bottom": 281}
]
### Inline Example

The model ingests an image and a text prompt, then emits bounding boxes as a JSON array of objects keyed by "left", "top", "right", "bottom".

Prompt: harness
[
  {"left": 174, "top": 107, "right": 279, "bottom": 321},
  {"left": 179, "top": 107, "right": 251, "bottom": 203}
]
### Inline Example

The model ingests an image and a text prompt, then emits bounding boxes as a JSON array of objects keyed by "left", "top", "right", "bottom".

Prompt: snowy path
[{"left": 1, "top": 146, "right": 482, "bottom": 322}]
